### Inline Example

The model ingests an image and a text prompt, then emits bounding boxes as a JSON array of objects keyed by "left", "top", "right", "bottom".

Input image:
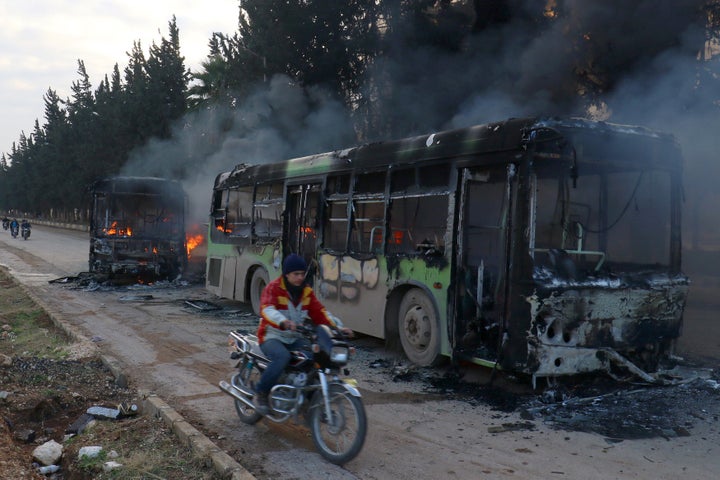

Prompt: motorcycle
[
  {"left": 21, "top": 224, "right": 30, "bottom": 240},
  {"left": 2, "top": 218, "right": 8, "bottom": 230},
  {"left": 10, "top": 224, "right": 18, "bottom": 238},
  {"left": 219, "top": 324, "right": 367, "bottom": 465}
]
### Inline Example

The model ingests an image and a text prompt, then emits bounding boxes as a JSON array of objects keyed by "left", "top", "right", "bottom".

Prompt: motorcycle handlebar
[{"left": 282, "top": 322, "right": 348, "bottom": 341}]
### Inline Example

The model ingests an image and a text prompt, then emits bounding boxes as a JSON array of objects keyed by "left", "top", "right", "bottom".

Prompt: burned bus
[
  {"left": 89, "top": 176, "right": 187, "bottom": 279},
  {"left": 205, "top": 117, "right": 688, "bottom": 383}
]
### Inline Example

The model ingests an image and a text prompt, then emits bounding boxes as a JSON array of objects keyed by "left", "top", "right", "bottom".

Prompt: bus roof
[
  {"left": 216, "top": 117, "right": 681, "bottom": 189},
  {"left": 91, "top": 176, "right": 185, "bottom": 195}
]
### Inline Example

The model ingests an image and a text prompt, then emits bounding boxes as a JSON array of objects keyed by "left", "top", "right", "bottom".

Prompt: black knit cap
[{"left": 282, "top": 254, "right": 307, "bottom": 275}]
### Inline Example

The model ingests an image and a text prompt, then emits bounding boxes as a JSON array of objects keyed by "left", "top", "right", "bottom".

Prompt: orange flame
[
  {"left": 104, "top": 221, "right": 132, "bottom": 236},
  {"left": 186, "top": 233, "right": 204, "bottom": 258},
  {"left": 543, "top": 0, "right": 558, "bottom": 18}
]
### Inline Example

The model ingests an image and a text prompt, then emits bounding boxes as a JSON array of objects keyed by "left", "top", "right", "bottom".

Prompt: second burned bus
[
  {"left": 205, "top": 117, "right": 689, "bottom": 383},
  {"left": 88, "top": 176, "right": 187, "bottom": 279}
]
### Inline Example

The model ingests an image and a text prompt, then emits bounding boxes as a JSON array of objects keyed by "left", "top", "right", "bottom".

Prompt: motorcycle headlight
[{"left": 330, "top": 346, "right": 349, "bottom": 363}]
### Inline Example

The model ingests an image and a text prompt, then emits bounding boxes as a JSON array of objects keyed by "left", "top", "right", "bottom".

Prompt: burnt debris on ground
[
  {"left": 50, "top": 271, "right": 197, "bottom": 290},
  {"left": 522, "top": 370, "right": 720, "bottom": 440},
  {"left": 379, "top": 355, "right": 720, "bottom": 441}
]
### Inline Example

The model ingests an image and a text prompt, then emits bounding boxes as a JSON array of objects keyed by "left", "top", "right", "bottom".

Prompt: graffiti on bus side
[{"left": 316, "top": 253, "right": 379, "bottom": 303}]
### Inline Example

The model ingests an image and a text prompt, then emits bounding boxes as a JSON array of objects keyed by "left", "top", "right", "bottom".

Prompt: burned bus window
[
  {"left": 323, "top": 175, "right": 353, "bottom": 253},
  {"left": 210, "top": 189, "right": 228, "bottom": 243},
  {"left": 324, "top": 200, "right": 349, "bottom": 251},
  {"left": 327, "top": 174, "right": 350, "bottom": 195},
  {"left": 350, "top": 199, "right": 385, "bottom": 253},
  {"left": 604, "top": 171, "right": 671, "bottom": 265},
  {"left": 533, "top": 167, "right": 672, "bottom": 273},
  {"left": 226, "top": 186, "right": 253, "bottom": 241},
  {"left": 462, "top": 179, "right": 506, "bottom": 268},
  {"left": 354, "top": 171, "right": 386, "bottom": 194},
  {"left": 418, "top": 163, "right": 451, "bottom": 188},
  {"left": 391, "top": 168, "right": 415, "bottom": 192},
  {"left": 349, "top": 171, "right": 386, "bottom": 253},
  {"left": 391, "top": 164, "right": 451, "bottom": 193},
  {"left": 388, "top": 195, "right": 448, "bottom": 254},
  {"left": 254, "top": 182, "right": 283, "bottom": 242}
]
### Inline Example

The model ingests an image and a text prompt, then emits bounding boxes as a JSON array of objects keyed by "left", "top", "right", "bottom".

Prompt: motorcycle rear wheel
[
  {"left": 309, "top": 384, "right": 367, "bottom": 465},
  {"left": 232, "top": 360, "right": 263, "bottom": 425}
]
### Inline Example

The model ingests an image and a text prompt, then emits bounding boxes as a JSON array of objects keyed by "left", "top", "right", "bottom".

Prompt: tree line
[{"left": 1, "top": 1, "right": 718, "bottom": 222}]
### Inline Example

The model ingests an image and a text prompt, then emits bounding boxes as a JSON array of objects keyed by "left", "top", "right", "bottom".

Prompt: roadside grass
[{"left": 0, "top": 267, "right": 221, "bottom": 479}]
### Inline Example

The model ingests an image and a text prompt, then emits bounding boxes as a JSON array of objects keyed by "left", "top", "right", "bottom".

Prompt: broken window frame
[
  {"left": 528, "top": 157, "right": 676, "bottom": 277},
  {"left": 253, "top": 182, "right": 284, "bottom": 244}
]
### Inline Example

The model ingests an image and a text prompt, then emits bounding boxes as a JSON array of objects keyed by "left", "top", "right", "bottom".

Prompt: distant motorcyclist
[
  {"left": 9, "top": 218, "right": 19, "bottom": 238},
  {"left": 21, "top": 219, "right": 31, "bottom": 240},
  {"left": 2, "top": 216, "right": 8, "bottom": 230}
]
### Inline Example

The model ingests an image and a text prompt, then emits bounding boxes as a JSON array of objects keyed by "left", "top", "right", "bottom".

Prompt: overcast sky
[{"left": 0, "top": 1, "right": 240, "bottom": 158}]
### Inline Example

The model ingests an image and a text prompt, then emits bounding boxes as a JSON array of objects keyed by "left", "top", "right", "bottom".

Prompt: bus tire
[
  {"left": 397, "top": 288, "right": 442, "bottom": 366},
  {"left": 250, "top": 268, "right": 269, "bottom": 316}
]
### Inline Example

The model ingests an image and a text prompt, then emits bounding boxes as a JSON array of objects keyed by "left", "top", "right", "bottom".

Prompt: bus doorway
[
  {"left": 455, "top": 167, "right": 512, "bottom": 363},
  {"left": 285, "top": 183, "right": 322, "bottom": 279}
]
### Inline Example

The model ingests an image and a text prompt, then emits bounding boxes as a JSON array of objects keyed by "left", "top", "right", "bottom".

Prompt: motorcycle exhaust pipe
[{"left": 219, "top": 380, "right": 255, "bottom": 409}]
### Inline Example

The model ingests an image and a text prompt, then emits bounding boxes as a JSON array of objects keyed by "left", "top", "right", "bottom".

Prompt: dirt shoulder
[{"left": 0, "top": 267, "right": 221, "bottom": 479}]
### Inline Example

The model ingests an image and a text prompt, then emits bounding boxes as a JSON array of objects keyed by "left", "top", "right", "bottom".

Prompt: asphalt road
[{"left": 1, "top": 224, "right": 719, "bottom": 480}]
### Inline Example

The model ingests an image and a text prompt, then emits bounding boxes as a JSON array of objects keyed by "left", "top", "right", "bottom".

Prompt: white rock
[
  {"left": 78, "top": 445, "right": 103, "bottom": 459},
  {"left": 103, "top": 461, "right": 124, "bottom": 472},
  {"left": 32, "top": 440, "right": 63, "bottom": 466}
]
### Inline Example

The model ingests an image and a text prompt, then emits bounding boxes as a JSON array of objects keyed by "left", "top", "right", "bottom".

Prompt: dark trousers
[{"left": 256, "top": 327, "right": 332, "bottom": 394}]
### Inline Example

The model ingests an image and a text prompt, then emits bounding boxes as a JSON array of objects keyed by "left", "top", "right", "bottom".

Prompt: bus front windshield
[{"left": 531, "top": 162, "right": 673, "bottom": 276}]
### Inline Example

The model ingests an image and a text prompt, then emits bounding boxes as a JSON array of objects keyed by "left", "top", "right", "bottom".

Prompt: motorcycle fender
[{"left": 339, "top": 380, "right": 362, "bottom": 398}]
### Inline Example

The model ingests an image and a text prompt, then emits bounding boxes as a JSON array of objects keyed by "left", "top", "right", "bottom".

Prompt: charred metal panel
[{"left": 526, "top": 273, "right": 688, "bottom": 378}]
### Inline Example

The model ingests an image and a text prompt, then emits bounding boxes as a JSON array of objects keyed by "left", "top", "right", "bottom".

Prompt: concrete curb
[
  {"left": 143, "top": 395, "right": 256, "bottom": 480},
  {"left": 14, "top": 279, "right": 256, "bottom": 480}
]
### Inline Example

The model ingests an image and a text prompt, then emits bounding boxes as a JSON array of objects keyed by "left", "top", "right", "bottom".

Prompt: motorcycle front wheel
[
  {"left": 232, "top": 359, "right": 263, "bottom": 425},
  {"left": 309, "top": 384, "right": 367, "bottom": 465}
]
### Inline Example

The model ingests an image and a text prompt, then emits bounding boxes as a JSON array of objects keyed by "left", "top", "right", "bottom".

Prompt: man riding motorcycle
[
  {"left": 253, "top": 253, "right": 353, "bottom": 415},
  {"left": 9, "top": 218, "right": 19, "bottom": 238},
  {"left": 20, "top": 219, "right": 31, "bottom": 239}
]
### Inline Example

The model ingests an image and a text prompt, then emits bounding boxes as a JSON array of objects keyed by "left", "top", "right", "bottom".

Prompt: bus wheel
[
  {"left": 398, "top": 289, "right": 441, "bottom": 366},
  {"left": 250, "top": 268, "right": 269, "bottom": 316}
]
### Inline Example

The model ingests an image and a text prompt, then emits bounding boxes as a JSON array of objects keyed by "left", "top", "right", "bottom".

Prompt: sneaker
[{"left": 253, "top": 391, "right": 270, "bottom": 416}]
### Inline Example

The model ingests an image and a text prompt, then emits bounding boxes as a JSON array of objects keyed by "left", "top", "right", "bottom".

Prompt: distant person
[
  {"left": 20, "top": 219, "right": 31, "bottom": 239},
  {"left": 9, "top": 218, "right": 19, "bottom": 237}
]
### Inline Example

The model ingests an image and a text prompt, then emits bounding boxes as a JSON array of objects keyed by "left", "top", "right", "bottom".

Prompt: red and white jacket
[{"left": 257, "top": 276, "right": 338, "bottom": 345}]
